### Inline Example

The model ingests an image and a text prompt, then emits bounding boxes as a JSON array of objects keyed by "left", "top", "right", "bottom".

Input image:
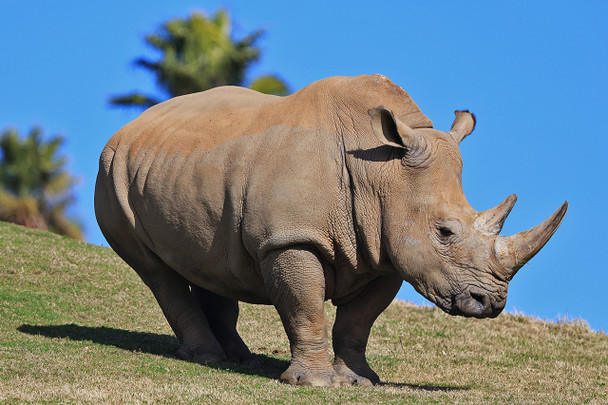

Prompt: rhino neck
[
  {"left": 328, "top": 75, "right": 433, "bottom": 275},
  {"left": 340, "top": 131, "right": 394, "bottom": 274}
]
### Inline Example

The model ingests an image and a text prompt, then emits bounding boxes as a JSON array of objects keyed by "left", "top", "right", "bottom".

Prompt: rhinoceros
[{"left": 95, "top": 74, "right": 567, "bottom": 386}]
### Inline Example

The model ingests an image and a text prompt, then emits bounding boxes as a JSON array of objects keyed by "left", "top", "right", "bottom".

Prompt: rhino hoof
[
  {"left": 232, "top": 352, "right": 262, "bottom": 366},
  {"left": 333, "top": 363, "right": 379, "bottom": 386},
  {"left": 279, "top": 365, "right": 340, "bottom": 387},
  {"left": 176, "top": 344, "right": 226, "bottom": 363}
]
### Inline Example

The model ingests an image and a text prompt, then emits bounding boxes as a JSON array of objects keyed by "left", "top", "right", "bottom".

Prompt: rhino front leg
[
  {"left": 332, "top": 274, "right": 402, "bottom": 385},
  {"left": 262, "top": 246, "right": 339, "bottom": 387}
]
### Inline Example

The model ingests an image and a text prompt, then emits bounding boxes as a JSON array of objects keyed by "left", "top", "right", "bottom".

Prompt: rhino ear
[
  {"left": 449, "top": 110, "right": 476, "bottom": 144},
  {"left": 369, "top": 107, "right": 419, "bottom": 149}
]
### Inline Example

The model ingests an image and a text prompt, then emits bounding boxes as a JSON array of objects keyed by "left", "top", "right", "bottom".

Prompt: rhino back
[{"left": 106, "top": 86, "right": 281, "bottom": 156}]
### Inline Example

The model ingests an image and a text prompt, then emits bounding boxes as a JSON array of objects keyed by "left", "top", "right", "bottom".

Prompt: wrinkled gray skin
[{"left": 95, "top": 75, "right": 567, "bottom": 386}]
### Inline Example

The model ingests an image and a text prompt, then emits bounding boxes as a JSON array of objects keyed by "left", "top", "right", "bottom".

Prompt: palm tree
[
  {"left": 110, "top": 9, "right": 288, "bottom": 108},
  {"left": 0, "top": 127, "right": 82, "bottom": 239}
]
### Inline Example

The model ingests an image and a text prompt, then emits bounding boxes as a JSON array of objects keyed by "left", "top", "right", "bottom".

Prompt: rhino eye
[{"left": 438, "top": 226, "right": 454, "bottom": 238}]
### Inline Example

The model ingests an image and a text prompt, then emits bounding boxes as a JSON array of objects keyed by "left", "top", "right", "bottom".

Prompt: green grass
[{"left": 1, "top": 220, "right": 606, "bottom": 404}]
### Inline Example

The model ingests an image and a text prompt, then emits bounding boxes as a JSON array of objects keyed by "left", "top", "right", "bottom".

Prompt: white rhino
[{"left": 95, "top": 74, "right": 567, "bottom": 386}]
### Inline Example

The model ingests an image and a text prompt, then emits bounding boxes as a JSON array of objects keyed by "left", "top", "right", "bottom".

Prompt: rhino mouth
[{"left": 448, "top": 289, "right": 504, "bottom": 318}]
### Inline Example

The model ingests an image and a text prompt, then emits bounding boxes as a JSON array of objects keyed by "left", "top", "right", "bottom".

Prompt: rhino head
[{"left": 368, "top": 107, "right": 567, "bottom": 318}]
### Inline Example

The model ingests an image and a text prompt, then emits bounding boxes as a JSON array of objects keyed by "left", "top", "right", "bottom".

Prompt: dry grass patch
[{"left": 1, "top": 221, "right": 606, "bottom": 404}]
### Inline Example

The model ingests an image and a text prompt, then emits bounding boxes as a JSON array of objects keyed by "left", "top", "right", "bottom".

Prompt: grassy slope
[{"left": 0, "top": 221, "right": 606, "bottom": 404}]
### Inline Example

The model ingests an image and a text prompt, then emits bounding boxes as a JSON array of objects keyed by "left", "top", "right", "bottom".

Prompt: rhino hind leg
[
  {"left": 332, "top": 274, "right": 403, "bottom": 386},
  {"left": 190, "top": 286, "right": 257, "bottom": 364},
  {"left": 99, "top": 230, "right": 226, "bottom": 363},
  {"left": 130, "top": 256, "right": 226, "bottom": 363},
  {"left": 96, "top": 172, "right": 225, "bottom": 363}
]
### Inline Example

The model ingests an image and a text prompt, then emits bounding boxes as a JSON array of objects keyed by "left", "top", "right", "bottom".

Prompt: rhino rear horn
[
  {"left": 449, "top": 110, "right": 476, "bottom": 144},
  {"left": 475, "top": 194, "right": 517, "bottom": 235},
  {"left": 495, "top": 201, "right": 568, "bottom": 279}
]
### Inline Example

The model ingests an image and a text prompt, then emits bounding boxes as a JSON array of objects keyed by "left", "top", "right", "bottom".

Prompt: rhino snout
[{"left": 452, "top": 290, "right": 504, "bottom": 318}]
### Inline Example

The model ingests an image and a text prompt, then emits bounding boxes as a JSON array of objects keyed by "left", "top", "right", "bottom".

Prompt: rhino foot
[
  {"left": 333, "top": 360, "right": 379, "bottom": 386},
  {"left": 176, "top": 343, "right": 226, "bottom": 363},
  {"left": 226, "top": 350, "right": 261, "bottom": 365},
  {"left": 217, "top": 334, "right": 258, "bottom": 364},
  {"left": 279, "top": 363, "right": 341, "bottom": 387}
]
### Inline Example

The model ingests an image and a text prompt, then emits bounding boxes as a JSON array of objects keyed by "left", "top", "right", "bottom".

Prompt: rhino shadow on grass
[
  {"left": 17, "top": 323, "right": 287, "bottom": 379},
  {"left": 379, "top": 381, "right": 471, "bottom": 392},
  {"left": 17, "top": 323, "right": 470, "bottom": 391},
  {"left": 18, "top": 323, "right": 180, "bottom": 356}
]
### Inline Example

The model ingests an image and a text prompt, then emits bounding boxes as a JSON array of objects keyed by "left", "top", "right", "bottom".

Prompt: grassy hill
[{"left": 0, "top": 221, "right": 606, "bottom": 404}]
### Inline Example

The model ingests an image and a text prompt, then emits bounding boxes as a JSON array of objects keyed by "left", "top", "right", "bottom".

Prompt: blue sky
[{"left": 1, "top": 1, "right": 606, "bottom": 331}]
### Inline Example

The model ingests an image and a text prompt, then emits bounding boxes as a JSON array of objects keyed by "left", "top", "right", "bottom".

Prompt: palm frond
[{"left": 109, "top": 9, "right": 289, "bottom": 109}]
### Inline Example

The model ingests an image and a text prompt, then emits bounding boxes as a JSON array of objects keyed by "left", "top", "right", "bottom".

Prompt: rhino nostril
[{"left": 470, "top": 292, "right": 488, "bottom": 309}]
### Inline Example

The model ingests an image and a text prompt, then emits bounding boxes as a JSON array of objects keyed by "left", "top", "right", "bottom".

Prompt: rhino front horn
[{"left": 495, "top": 201, "right": 568, "bottom": 278}]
